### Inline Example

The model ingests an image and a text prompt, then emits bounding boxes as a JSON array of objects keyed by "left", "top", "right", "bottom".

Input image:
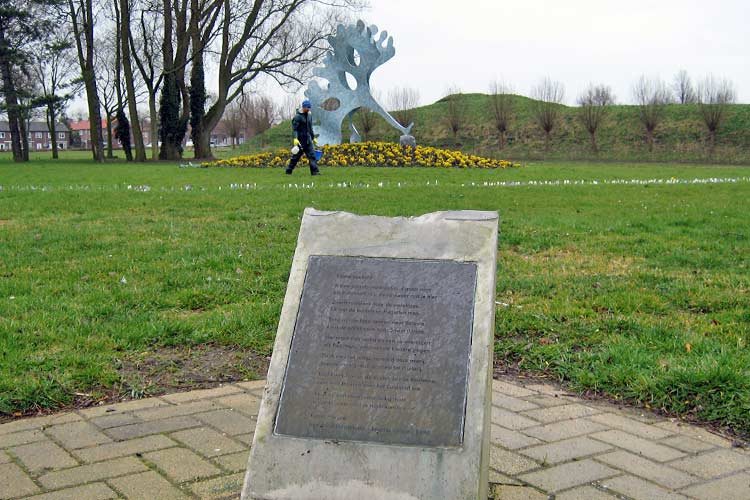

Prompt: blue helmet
[{"left": 302, "top": 100, "right": 312, "bottom": 109}]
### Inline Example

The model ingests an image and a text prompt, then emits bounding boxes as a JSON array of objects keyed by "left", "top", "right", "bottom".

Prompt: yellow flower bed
[{"left": 203, "top": 142, "right": 521, "bottom": 169}]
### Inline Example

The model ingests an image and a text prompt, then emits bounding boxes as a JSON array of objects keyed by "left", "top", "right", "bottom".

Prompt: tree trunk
[
  {"left": 189, "top": 0, "right": 208, "bottom": 159},
  {"left": 149, "top": 94, "right": 158, "bottom": 159},
  {"left": 19, "top": 118, "right": 29, "bottom": 161},
  {"left": 120, "top": 0, "right": 146, "bottom": 162},
  {"left": 0, "top": 27, "right": 25, "bottom": 162},
  {"left": 498, "top": 130, "right": 505, "bottom": 149},
  {"left": 106, "top": 115, "right": 114, "bottom": 158},
  {"left": 646, "top": 130, "right": 654, "bottom": 152},
  {"left": 590, "top": 131, "right": 598, "bottom": 153},
  {"left": 47, "top": 105, "right": 59, "bottom": 159},
  {"left": 78, "top": 0, "right": 105, "bottom": 162}
]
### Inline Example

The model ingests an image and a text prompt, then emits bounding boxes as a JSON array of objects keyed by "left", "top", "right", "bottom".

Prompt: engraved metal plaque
[{"left": 275, "top": 256, "right": 477, "bottom": 447}]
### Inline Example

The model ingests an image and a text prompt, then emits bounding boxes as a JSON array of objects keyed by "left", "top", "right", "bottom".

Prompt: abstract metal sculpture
[{"left": 305, "top": 20, "right": 413, "bottom": 146}]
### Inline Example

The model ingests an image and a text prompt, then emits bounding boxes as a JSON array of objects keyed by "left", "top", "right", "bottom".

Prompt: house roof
[
  {"left": 68, "top": 119, "right": 107, "bottom": 131},
  {"left": 0, "top": 121, "right": 69, "bottom": 133}
]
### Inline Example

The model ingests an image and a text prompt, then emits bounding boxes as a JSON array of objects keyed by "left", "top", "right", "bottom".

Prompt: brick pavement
[{"left": 1, "top": 377, "right": 748, "bottom": 499}]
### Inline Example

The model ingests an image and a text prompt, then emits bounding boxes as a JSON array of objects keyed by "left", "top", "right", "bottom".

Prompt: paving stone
[
  {"left": 522, "top": 418, "right": 608, "bottom": 442},
  {"left": 670, "top": 449, "right": 750, "bottom": 479},
  {"left": 0, "top": 462, "right": 40, "bottom": 498},
  {"left": 600, "top": 475, "right": 689, "bottom": 500},
  {"left": 77, "top": 398, "right": 168, "bottom": 418},
  {"left": 489, "top": 445, "right": 539, "bottom": 475},
  {"left": 195, "top": 409, "right": 257, "bottom": 436},
  {"left": 589, "top": 412, "right": 673, "bottom": 440},
  {"left": 491, "top": 424, "right": 542, "bottom": 450},
  {"left": 590, "top": 429, "right": 685, "bottom": 462},
  {"left": 234, "top": 433, "right": 254, "bottom": 446},
  {"left": 23, "top": 482, "right": 117, "bottom": 500},
  {"left": 488, "top": 468, "right": 521, "bottom": 485},
  {"left": 72, "top": 435, "right": 177, "bottom": 463},
  {"left": 37, "top": 456, "right": 147, "bottom": 490},
  {"left": 653, "top": 421, "right": 732, "bottom": 447},
  {"left": 520, "top": 436, "right": 612, "bottom": 465},
  {"left": 680, "top": 472, "right": 750, "bottom": 500},
  {"left": 89, "top": 413, "right": 142, "bottom": 430},
  {"left": 555, "top": 485, "right": 617, "bottom": 500},
  {"left": 234, "top": 380, "right": 266, "bottom": 391},
  {"left": 491, "top": 407, "right": 539, "bottom": 430},
  {"left": 161, "top": 385, "right": 243, "bottom": 404},
  {"left": 213, "top": 394, "right": 262, "bottom": 417},
  {"left": 524, "top": 383, "right": 567, "bottom": 396},
  {"left": 108, "top": 470, "right": 189, "bottom": 499},
  {"left": 0, "top": 414, "right": 81, "bottom": 437},
  {"left": 522, "top": 404, "right": 601, "bottom": 423},
  {"left": 214, "top": 450, "right": 250, "bottom": 472},
  {"left": 0, "top": 430, "right": 47, "bottom": 449},
  {"left": 0, "top": 451, "right": 9, "bottom": 464},
  {"left": 521, "top": 394, "right": 573, "bottom": 408},
  {"left": 11, "top": 440, "right": 78, "bottom": 473},
  {"left": 492, "top": 379, "right": 536, "bottom": 398},
  {"left": 660, "top": 435, "right": 718, "bottom": 454},
  {"left": 170, "top": 427, "right": 246, "bottom": 458},
  {"left": 45, "top": 422, "right": 112, "bottom": 449},
  {"left": 105, "top": 416, "right": 200, "bottom": 441},
  {"left": 491, "top": 393, "right": 539, "bottom": 412},
  {"left": 595, "top": 450, "right": 699, "bottom": 489},
  {"left": 144, "top": 447, "right": 221, "bottom": 483},
  {"left": 189, "top": 472, "right": 244, "bottom": 499},
  {"left": 518, "top": 458, "right": 619, "bottom": 492},
  {"left": 491, "top": 484, "right": 547, "bottom": 499},
  {"left": 132, "top": 400, "right": 222, "bottom": 421}
]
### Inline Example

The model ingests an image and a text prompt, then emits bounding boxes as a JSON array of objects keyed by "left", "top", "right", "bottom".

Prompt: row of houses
[{"left": 0, "top": 119, "right": 252, "bottom": 152}]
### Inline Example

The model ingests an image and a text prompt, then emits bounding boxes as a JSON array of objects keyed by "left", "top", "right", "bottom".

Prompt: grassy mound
[{"left": 204, "top": 142, "right": 521, "bottom": 169}]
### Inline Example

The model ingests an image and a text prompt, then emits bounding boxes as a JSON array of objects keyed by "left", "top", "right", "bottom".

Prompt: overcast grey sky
[{"left": 359, "top": 0, "right": 749, "bottom": 105}]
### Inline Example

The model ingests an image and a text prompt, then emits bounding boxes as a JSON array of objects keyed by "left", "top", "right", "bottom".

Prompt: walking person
[{"left": 286, "top": 100, "right": 321, "bottom": 175}]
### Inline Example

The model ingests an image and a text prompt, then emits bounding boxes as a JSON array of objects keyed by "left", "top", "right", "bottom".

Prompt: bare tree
[
  {"left": 130, "top": 0, "right": 163, "bottom": 159},
  {"left": 444, "top": 85, "right": 465, "bottom": 145},
  {"left": 633, "top": 76, "right": 670, "bottom": 152},
  {"left": 222, "top": 100, "right": 244, "bottom": 148},
  {"left": 577, "top": 83, "right": 614, "bottom": 153},
  {"left": 488, "top": 80, "right": 513, "bottom": 149},
  {"left": 94, "top": 36, "right": 120, "bottom": 159},
  {"left": 30, "top": 36, "right": 81, "bottom": 159},
  {"left": 67, "top": 0, "right": 105, "bottom": 162},
  {"left": 387, "top": 86, "right": 419, "bottom": 129},
  {"left": 673, "top": 69, "right": 697, "bottom": 104},
  {"left": 241, "top": 94, "right": 276, "bottom": 137},
  {"left": 354, "top": 107, "right": 377, "bottom": 141},
  {"left": 531, "top": 77, "right": 565, "bottom": 150},
  {"left": 279, "top": 94, "right": 299, "bottom": 121},
  {"left": 697, "top": 75, "right": 735, "bottom": 153}
]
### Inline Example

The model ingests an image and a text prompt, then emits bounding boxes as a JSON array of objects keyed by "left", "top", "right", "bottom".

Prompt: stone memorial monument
[{"left": 242, "top": 209, "right": 498, "bottom": 500}]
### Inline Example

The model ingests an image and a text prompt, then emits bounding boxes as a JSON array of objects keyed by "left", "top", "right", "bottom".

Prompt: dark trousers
[{"left": 286, "top": 141, "right": 319, "bottom": 174}]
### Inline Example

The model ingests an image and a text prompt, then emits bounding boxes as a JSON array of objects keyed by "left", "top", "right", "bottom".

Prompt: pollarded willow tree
[
  {"left": 531, "top": 77, "right": 565, "bottom": 151},
  {"left": 577, "top": 83, "right": 614, "bottom": 153}
]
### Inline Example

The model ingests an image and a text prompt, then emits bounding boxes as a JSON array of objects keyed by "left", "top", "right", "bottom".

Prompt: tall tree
[
  {"left": 130, "top": 0, "right": 163, "bottom": 159},
  {"left": 158, "top": 0, "right": 189, "bottom": 160},
  {"left": 0, "top": 0, "right": 53, "bottom": 162},
  {"left": 119, "top": 0, "right": 146, "bottom": 161},
  {"left": 190, "top": 0, "right": 362, "bottom": 159},
  {"left": 697, "top": 75, "right": 735, "bottom": 154},
  {"left": 488, "top": 80, "right": 513, "bottom": 149},
  {"left": 387, "top": 86, "right": 419, "bottom": 130},
  {"left": 577, "top": 83, "right": 614, "bottom": 153},
  {"left": 633, "top": 76, "right": 670, "bottom": 152},
  {"left": 31, "top": 36, "right": 80, "bottom": 159},
  {"left": 531, "top": 77, "right": 565, "bottom": 151},
  {"left": 67, "top": 0, "right": 105, "bottom": 161},
  {"left": 94, "top": 36, "right": 120, "bottom": 159}
]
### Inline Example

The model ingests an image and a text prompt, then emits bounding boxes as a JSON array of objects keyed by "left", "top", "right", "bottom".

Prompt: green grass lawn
[{"left": 1, "top": 152, "right": 749, "bottom": 436}]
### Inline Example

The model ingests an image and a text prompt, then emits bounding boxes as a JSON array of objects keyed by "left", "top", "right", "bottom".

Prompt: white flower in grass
[{"left": 120, "top": 277, "right": 127, "bottom": 284}]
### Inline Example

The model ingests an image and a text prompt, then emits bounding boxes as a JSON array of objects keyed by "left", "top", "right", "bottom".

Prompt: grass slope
[
  {"left": 1, "top": 153, "right": 749, "bottom": 436},
  {"left": 246, "top": 94, "right": 750, "bottom": 163}
]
